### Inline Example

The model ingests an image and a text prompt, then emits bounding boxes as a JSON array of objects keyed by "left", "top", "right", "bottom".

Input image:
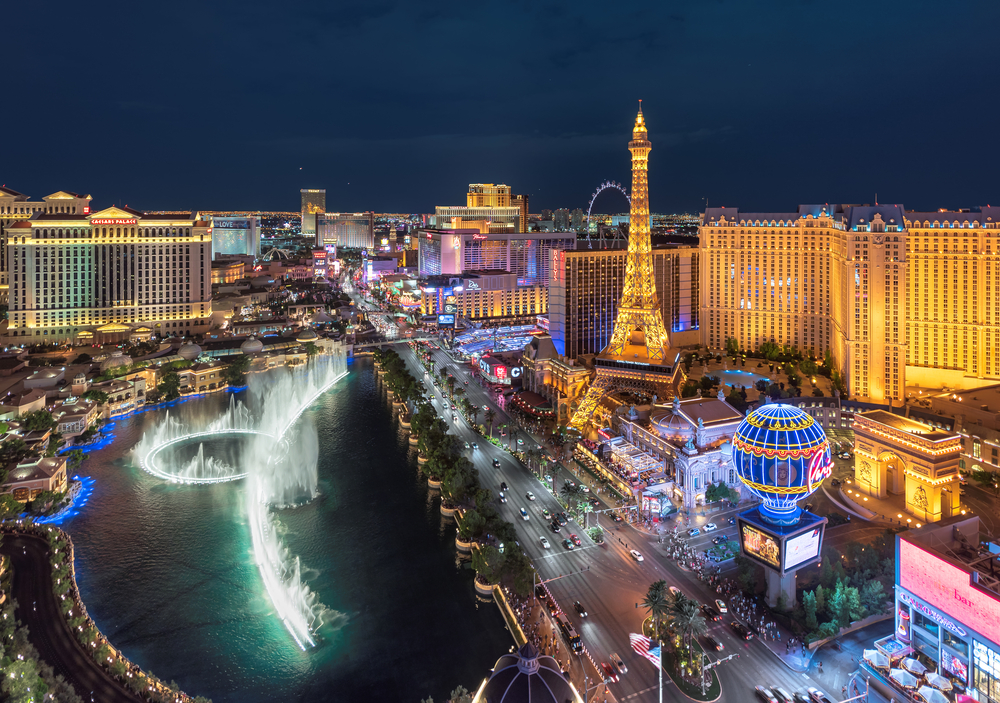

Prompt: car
[
  {"left": 443, "top": 402, "right": 449, "bottom": 409},
  {"left": 629, "top": 550, "right": 644, "bottom": 562},
  {"left": 526, "top": 492, "right": 535, "bottom": 501},
  {"left": 542, "top": 508, "right": 552, "bottom": 519},
  {"left": 701, "top": 604, "right": 722, "bottom": 621},
  {"left": 556, "top": 512, "right": 568, "bottom": 525},
  {"left": 464, "top": 441, "right": 471, "bottom": 449},
  {"left": 501, "top": 482, "right": 508, "bottom": 491},
  {"left": 569, "top": 533, "right": 581, "bottom": 546},
  {"left": 498, "top": 492, "right": 507, "bottom": 503},
  {"left": 715, "top": 599, "right": 728, "bottom": 613},
  {"left": 464, "top": 380, "right": 469, "bottom": 385},
  {"left": 687, "top": 528, "right": 701, "bottom": 537},
  {"left": 452, "top": 414, "right": 458, "bottom": 422},
  {"left": 839, "top": 452, "right": 851, "bottom": 460},
  {"left": 562, "top": 538, "right": 574, "bottom": 550},
  {"left": 580, "top": 484, "right": 589, "bottom": 492},
  {"left": 589, "top": 497, "right": 601, "bottom": 507},
  {"left": 471, "top": 442, "right": 478, "bottom": 450},
  {"left": 535, "top": 584, "right": 547, "bottom": 598},
  {"left": 517, "top": 438, "right": 524, "bottom": 445},
  {"left": 755, "top": 686, "right": 778, "bottom": 703},
  {"left": 830, "top": 478, "right": 841, "bottom": 488},
  {"left": 792, "top": 693, "right": 811, "bottom": 703},
  {"left": 609, "top": 652, "right": 627, "bottom": 675},
  {"left": 574, "top": 601, "right": 588, "bottom": 617},
  {"left": 483, "top": 404, "right": 489, "bottom": 410},
  {"left": 704, "top": 522, "right": 718, "bottom": 531},
  {"left": 540, "top": 537, "right": 550, "bottom": 549},
  {"left": 550, "top": 522, "right": 561, "bottom": 533},
  {"left": 704, "top": 634, "right": 724, "bottom": 651},
  {"left": 728, "top": 516, "right": 736, "bottom": 525},
  {"left": 613, "top": 513, "right": 624, "bottom": 522},
  {"left": 493, "top": 459, "right": 501, "bottom": 468},
  {"left": 668, "top": 586, "right": 681, "bottom": 597},
  {"left": 600, "top": 662, "right": 619, "bottom": 683},
  {"left": 731, "top": 621, "right": 753, "bottom": 640},
  {"left": 565, "top": 480, "right": 576, "bottom": 488},
  {"left": 806, "top": 688, "right": 834, "bottom": 703},
  {"left": 519, "top": 508, "right": 529, "bottom": 521},
  {"left": 544, "top": 598, "right": 558, "bottom": 614},
  {"left": 712, "top": 534, "right": 729, "bottom": 545},
  {"left": 771, "top": 687, "right": 793, "bottom": 703}
]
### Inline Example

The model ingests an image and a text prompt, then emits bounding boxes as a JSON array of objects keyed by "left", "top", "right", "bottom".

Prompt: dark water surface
[{"left": 67, "top": 360, "right": 509, "bottom": 702}]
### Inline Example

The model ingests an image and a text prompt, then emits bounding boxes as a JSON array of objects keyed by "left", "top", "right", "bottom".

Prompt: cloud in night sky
[{"left": 6, "top": 0, "right": 1000, "bottom": 214}]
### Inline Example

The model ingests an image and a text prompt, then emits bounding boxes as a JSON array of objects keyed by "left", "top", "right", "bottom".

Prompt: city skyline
[{"left": 7, "top": 2, "right": 1000, "bottom": 214}]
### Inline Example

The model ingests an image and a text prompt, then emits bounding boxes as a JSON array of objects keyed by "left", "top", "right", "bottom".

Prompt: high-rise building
[
  {"left": 418, "top": 271, "right": 547, "bottom": 325},
  {"left": 570, "top": 107, "right": 681, "bottom": 429},
  {"left": 433, "top": 184, "right": 523, "bottom": 234},
  {"left": 699, "top": 204, "right": 1000, "bottom": 402},
  {"left": 511, "top": 194, "right": 530, "bottom": 234},
  {"left": 417, "top": 229, "right": 575, "bottom": 285},
  {"left": 4, "top": 204, "right": 213, "bottom": 344},
  {"left": 211, "top": 215, "right": 260, "bottom": 257},
  {"left": 553, "top": 208, "right": 570, "bottom": 231},
  {"left": 570, "top": 208, "right": 585, "bottom": 231},
  {"left": 300, "top": 189, "right": 326, "bottom": 239},
  {"left": 548, "top": 245, "right": 699, "bottom": 358},
  {"left": 316, "top": 212, "right": 374, "bottom": 249},
  {"left": 0, "top": 188, "right": 93, "bottom": 298}
]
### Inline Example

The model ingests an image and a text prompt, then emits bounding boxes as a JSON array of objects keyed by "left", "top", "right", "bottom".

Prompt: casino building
[
  {"left": 3, "top": 204, "right": 213, "bottom": 344},
  {"left": 863, "top": 516, "right": 1000, "bottom": 703}
]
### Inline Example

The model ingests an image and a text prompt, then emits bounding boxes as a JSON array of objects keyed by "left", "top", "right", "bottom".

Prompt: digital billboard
[
  {"left": 784, "top": 527, "right": 823, "bottom": 571},
  {"left": 899, "top": 539, "right": 1000, "bottom": 643},
  {"left": 740, "top": 523, "right": 780, "bottom": 568},
  {"left": 437, "top": 314, "right": 456, "bottom": 327}
]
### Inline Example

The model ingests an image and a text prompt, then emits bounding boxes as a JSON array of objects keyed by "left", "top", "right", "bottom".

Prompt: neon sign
[
  {"left": 806, "top": 445, "right": 833, "bottom": 490},
  {"left": 472, "top": 234, "right": 488, "bottom": 240},
  {"left": 899, "top": 540, "right": 999, "bottom": 642},
  {"left": 741, "top": 524, "right": 780, "bottom": 568},
  {"left": 898, "top": 592, "right": 967, "bottom": 637},
  {"left": 91, "top": 218, "right": 137, "bottom": 225},
  {"left": 495, "top": 365, "right": 507, "bottom": 380}
]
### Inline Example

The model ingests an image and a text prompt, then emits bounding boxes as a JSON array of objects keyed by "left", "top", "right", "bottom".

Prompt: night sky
[{"left": 8, "top": 1, "right": 1000, "bottom": 215}]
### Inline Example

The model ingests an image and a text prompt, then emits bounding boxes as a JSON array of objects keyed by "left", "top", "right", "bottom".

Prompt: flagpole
[{"left": 658, "top": 640, "right": 662, "bottom": 703}]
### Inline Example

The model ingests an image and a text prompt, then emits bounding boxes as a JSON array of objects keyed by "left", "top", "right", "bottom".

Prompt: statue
[
  {"left": 717, "top": 387, "right": 726, "bottom": 401},
  {"left": 698, "top": 417, "right": 704, "bottom": 429},
  {"left": 684, "top": 436, "right": 696, "bottom": 451},
  {"left": 672, "top": 396, "right": 681, "bottom": 413}
]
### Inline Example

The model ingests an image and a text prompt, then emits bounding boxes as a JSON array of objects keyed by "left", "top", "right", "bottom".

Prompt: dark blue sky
[{"left": 7, "top": 0, "right": 1000, "bottom": 214}]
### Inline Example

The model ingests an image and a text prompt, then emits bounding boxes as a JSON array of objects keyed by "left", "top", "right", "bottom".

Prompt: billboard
[
  {"left": 437, "top": 314, "right": 456, "bottom": 327},
  {"left": 740, "top": 523, "right": 781, "bottom": 569},
  {"left": 784, "top": 527, "right": 823, "bottom": 571},
  {"left": 899, "top": 539, "right": 1000, "bottom": 643}
]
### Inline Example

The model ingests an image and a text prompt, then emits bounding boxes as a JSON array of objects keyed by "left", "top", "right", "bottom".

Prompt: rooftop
[
  {"left": 858, "top": 410, "right": 956, "bottom": 442},
  {"left": 902, "top": 516, "right": 1000, "bottom": 594}
]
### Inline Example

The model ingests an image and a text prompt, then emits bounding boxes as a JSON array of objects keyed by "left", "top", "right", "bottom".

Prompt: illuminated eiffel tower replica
[{"left": 570, "top": 105, "right": 680, "bottom": 431}]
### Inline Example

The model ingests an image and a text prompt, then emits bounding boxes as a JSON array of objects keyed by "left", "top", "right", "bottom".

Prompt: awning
[
  {"left": 902, "top": 657, "right": 930, "bottom": 675},
  {"left": 864, "top": 649, "right": 889, "bottom": 669},
  {"left": 890, "top": 668, "right": 920, "bottom": 688},
  {"left": 916, "top": 685, "right": 950, "bottom": 703}
]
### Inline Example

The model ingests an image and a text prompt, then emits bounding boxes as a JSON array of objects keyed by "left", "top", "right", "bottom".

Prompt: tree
[
  {"left": 586, "top": 526, "right": 604, "bottom": 543},
  {"left": 726, "top": 388, "right": 748, "bottom": 413},
  {"left": 0, "top": 494, "right": 22, "bottom": 519},
  {"left": 23, "top": 409, "right": 57, "bottom": 432},
  {"left": 802, "top": 590, "right": 819, "bottom": 631},
  {"left": 725, "top": 337, "right": 740, "bottom": 356},
  {"left": 814, "top": 584, "right": 826, "bottom": 616},
  {"left": 669, "top": 597, "right": 708, "bottom": 653},
  {"left": 304, "top": 341, "right": 319, "bottom": 356},
  {"left": 82, "top": 389, "right": 109, "bottom": 404},
  {"left": 223, "top": 355, "right": 252, "bottom": 387},
  {"left": 642, "top": 580, "right": 670, "bottom": 639},
  {"left": 485, "top": 408, "right": 497, "bottom": 437},
  {"left": 449, "top": 686, "right": 473, "bottom": 703},
  {"left": 859, "top": 580, "right": 885, "bottom": 614},
  {"left": 72, "top": 353, "right": 93, "bottom": 364},
  {"left": 560, "top": 482, "right": 585, "bottom": 510},
  {"left": 158, "top": 371, "right": 181, "bottom": 401}
]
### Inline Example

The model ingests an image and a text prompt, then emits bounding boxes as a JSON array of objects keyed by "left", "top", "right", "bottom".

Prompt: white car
[
  {"left": 581, "top": 485, "right": 590, "bottom": 492},
  {"left": 668, "top": 586, "right": 681, "bottom": 597},
  {"left": 704, "top": 523, "right": 718, "bottom": 532},
  {"left": 610, "top": 652, "right": 628, "bottom": 675},
  {"left": 540, "top": 537, "right": 550, "bottom": 549},
  {"left": 498, "top": 492, "right": 507, "bottom": 503},
  {"left": 520, "top": 508, "right": 529, "bottom": 521},
  {"left": 526, "top": 492, "right": 535, "bottom": 501},
  {"left": 629, "top": 550, "right": 644, "bottom": 562}
]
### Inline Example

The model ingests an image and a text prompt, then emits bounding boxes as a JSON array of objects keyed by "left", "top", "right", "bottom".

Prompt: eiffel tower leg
[{"left": 569, "top": 375, "right": 614, "bottom": 430}]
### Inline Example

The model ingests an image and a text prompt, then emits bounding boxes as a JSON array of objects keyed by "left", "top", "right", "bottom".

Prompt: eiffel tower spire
[{"left": 569, "top": 106, "right": 677, "bottom": 431}]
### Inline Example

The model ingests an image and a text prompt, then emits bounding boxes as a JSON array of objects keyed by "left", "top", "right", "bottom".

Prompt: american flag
[{"left": 629, "top": 633, "right": 662, "bottom": 670}]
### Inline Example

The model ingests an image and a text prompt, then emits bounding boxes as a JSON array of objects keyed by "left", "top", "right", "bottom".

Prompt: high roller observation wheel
[{"left": 585, "top": 180, "right": 631, "bottom": 238}]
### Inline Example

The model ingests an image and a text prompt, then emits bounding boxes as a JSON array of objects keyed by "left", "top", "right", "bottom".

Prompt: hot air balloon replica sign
[{"left": 731, "top": 403, "right": 832, "bottom": 606}]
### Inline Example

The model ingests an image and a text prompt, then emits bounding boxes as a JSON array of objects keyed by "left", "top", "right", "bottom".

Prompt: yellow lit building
[
  {"left": 432, "top": 183, "right": 523, "bottom": 234},
  {"left": 700, "top": 204, "right": 1000, "bottom": 402},
  {"left": 4, "top": 204, "right": 214, "bottom": 344},
  {"left": 419, "top": 271, "right": 547, "bottom": 325}
]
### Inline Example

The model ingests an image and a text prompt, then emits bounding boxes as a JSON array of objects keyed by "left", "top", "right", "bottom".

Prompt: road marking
[{"left": 622, "top": 684, "right": 666, "bottom": 699}]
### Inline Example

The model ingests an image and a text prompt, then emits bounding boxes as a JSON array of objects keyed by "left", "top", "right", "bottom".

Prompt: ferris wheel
[{"left": 585, "top": 180, "right": 631, "bottom": 248}]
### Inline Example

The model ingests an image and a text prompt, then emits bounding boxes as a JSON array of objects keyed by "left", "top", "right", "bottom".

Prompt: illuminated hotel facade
[
  {"left": 548, "top": 246, "right": 700, "bottom": 358},
  {"left": 417, "top": 228, "right": 575, "bottom": 285},
  {"left": 3, "top": 205, "right": 213, "bottom": 344},
  {"left": 431, "top": 183, "right": 529, "bottom": 234},
  {"left": 300, "top": 189, "right": 326, "bottom": 239},
  {"left": 0, "top": 188, "right": 93, "bottom": 300},
  {"left": 316, "top": 212, "right": 375, "bottom": 250},
  {"left": 699, "top": 204, "right": 1000, "bottom": 403}
]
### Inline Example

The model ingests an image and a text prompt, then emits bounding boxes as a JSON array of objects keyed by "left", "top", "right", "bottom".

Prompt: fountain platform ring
[{"left": 139, "top": 429, "right": 275, "bottom": 484}]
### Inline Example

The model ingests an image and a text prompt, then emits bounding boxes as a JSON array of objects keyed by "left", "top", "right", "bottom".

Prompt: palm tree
[
  {"left": 485, "top": 408, "right": 497, "bottom": 437},
  {"left": 669, "top": 599, "right": 708, "bottom": 654},
  {"left": 642, "top": 580, "right": 670, "bottom": 640},
  {"left": 560, "top": 482, "right": 585, "bottom": 511}
]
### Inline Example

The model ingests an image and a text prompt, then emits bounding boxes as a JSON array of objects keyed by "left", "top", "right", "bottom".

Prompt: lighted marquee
[
  {"left": 731, "top": 404, "right": 833, "bottom": 526},
  {"left": 784, "top": 527, "right": 823, "bottom": 571},
  {"left": 741, "top": 523, "right": 781, "bottom": 568},
  {"left": 899, "top": 539, "right": 1000, "bottom": 644}
]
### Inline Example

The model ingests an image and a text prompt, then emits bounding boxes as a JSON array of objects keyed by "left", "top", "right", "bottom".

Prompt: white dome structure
[
  {"left": 240, "top": 336, "right": 264, "bottom": 355},
  {"left": 100, "top": 350, "right": 131, "bottom": 373},
  {"left": 309, "top": 310, "right": 334, "bottom": 324},
  {"left": 649, "top": 396, "right": 695, "bottom": 441},
  {"left": 177, "top": 342, "right": 203, "bottom": 361},
  {"left": 73, "top": 372, "right": 87, "bottom": 385},
  {"left": 296, "top": 328, "right": 318, "bottom": 344}
]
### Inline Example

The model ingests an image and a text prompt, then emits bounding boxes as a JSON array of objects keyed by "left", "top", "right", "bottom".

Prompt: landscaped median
[
  {"left": 1, "top": 519, "right": 212, "bottom": 703},
  {"left": 641, "top": 608, "right": 722, "bottom": 701}
]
